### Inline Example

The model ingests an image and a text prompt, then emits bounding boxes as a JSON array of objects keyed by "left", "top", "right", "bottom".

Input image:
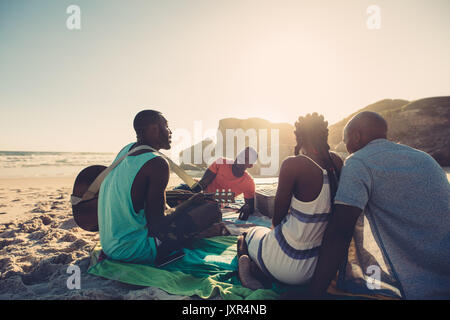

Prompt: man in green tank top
[{"left": 98, "top": 110, "right": 221, "bottom": 265}]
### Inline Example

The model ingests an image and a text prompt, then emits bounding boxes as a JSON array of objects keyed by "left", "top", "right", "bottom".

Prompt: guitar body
[{"left": 71, "top": 165, "right": 107, "bottom": 232}]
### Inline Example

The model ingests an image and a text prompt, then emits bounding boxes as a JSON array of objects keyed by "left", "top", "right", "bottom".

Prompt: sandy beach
[
  {"left": 0, "top": 174, "right": 191, "bottom": 300},
  {"left": 0, "top": 169, "right": 449, "bottom": 300}
]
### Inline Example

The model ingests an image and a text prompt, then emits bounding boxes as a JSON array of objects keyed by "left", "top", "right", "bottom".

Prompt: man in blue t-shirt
[
  {"left": 98, "top": 110, "right": 221, "bottom": 265},
  {"left": 306, "top": 111, "right": 450, "bottom": 299}
]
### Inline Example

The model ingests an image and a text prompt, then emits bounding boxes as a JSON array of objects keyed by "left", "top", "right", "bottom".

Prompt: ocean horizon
[
  {"left": 0, "top": 150, "right": 207, "bottom": 181},
  {"left": 1, "top": 150, "right": 448, "bottom": 183},
  {"left": 0, "top": 150, "right": 115, "bottom": 178}
]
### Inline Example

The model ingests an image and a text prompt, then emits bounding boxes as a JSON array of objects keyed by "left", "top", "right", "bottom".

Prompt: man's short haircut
[
  {"left": 348, "top": 111, "right": 388, "bottom": 139},
  {"left": 133, "top": 110, "right": 162, "bottom": 135}
]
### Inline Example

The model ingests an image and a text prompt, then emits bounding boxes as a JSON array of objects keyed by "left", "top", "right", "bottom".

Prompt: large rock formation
[
  {"left": 179, "top": 118, "right": 296, "bottom": 176},
  {"left": 179, "top": 138, "right": 215, "bottom": 171},
  {"left": 328, "top": 99, "right": 409, "bottom": 147},
  {"left": 179, "top": 96, "right": 450, "bottom": 175},
  {"left": 328, "top": 96, "right": 450, "bottom": 166},
  {"left": 217, "top": 118, "right": 296, "bottom": 176}
]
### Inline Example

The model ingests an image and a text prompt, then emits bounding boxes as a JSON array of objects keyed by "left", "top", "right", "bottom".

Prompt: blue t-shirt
[
  {"left": 98, "top": 143, "right": 159, "bottom": 265},
  {"left": 335, "top": 139, "right": 450, "bottom": 299}
]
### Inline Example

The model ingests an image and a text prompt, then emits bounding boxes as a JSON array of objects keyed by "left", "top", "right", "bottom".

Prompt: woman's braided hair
[{"left": 294, "top": 113, "right": 340, "bottom": 201}]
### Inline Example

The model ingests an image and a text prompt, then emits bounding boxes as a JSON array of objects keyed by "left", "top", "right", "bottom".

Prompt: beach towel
[
  {"left": 87, "top": 208, "right": 392, "bottom": 300},
  {"left": 89, "top": 236, "right": 283, "bottom": 300},
  {"left": 88, "top": 208, "right": 305, "bottom": 300}
]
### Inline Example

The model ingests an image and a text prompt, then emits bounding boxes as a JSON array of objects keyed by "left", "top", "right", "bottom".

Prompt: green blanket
[{"left": 88, "top": 236, "right": 308, "bottom": 300}]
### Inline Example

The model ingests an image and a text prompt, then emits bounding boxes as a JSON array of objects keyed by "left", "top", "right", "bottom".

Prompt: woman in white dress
[{"left": 237, "top": 113, "right": 343, "bottom": 288}]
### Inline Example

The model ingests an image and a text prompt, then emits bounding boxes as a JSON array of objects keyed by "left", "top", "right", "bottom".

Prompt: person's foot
[
  {"left": 236, "top": 234, "right": 247, "bottom": 257},
  {"left": 194, "top": 222, "right": 230, "bottom": 239},
  {"left": 238, "top": 255, "right": 264, "bottom": 290}
]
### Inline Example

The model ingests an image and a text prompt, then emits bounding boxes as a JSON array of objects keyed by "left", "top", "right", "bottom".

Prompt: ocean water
[
  {"left": 0, "top": 151, "right": 115, "bottom": 178},
  {"left": 0, "top": 151, "right": 281, "bottom": 189},
  {"left": 2, "top": 150, "right": 447, "bottom": 182}
]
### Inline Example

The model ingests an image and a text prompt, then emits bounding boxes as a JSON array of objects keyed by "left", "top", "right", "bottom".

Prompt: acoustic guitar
[
  {"left": 71, "top": 165, "right": 236, "bottom": 232},
  {"left": 71, "top": 165, "right": 107, "bottom": 232},
  {"left": 165, "top": 190, "right": 235, "bottom": 206}
]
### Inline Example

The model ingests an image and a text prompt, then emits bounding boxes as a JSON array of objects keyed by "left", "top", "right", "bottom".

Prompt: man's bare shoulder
[{"left": 140, "top": 155, "right": 169, "bottom": 175}]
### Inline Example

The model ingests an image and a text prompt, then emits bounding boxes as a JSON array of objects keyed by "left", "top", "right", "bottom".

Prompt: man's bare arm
[
  {"left": 237, "top": 197, "right": 255, "bottom": 220},
  {"left": 244, "top": 197, "right": 255, "bottom": 213},
  {"left": 144, "top": 157, "right": 170, "bottom": 236},
  {"left": 307, "top": 204, "right": 362, "bottom": 298},
  {"left": 196, "top": 169, "right": 217, "bottom": 191}
]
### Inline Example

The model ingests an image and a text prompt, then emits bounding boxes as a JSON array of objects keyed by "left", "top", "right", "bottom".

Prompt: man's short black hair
[
  {"left": 348, "top": 111, "right": 388, "bottom": 139},
  {"left": 133, "top": 110, "right": 163, "bottom": 135}
]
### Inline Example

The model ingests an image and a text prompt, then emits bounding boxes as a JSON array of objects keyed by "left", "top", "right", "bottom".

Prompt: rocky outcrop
[
  {"left": 217, "top": 118, "right": 296, "bottom": 176},
  {"left": 178, "top": 118, "right": 296, "bottom": 176},
  {"left": 328, "top": 99, "right": 409, "bottom": 147},
  {"left": 328, "top": 96, "right": 450, "bottom": 166},
  {"left": 178, "top": 96, "right": 450, "bottom": 174},
  {"left": 179, "top": 138, "right": 215, "bottom": 171}
]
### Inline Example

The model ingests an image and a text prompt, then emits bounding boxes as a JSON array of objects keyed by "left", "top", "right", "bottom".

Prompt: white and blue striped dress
[{"left": 245, "top": 163, "right": 331, "bottom": 285}]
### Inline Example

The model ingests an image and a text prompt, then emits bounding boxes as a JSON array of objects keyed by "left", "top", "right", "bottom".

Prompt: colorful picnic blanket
[
  {"left": 87, "top": 208, "right": 388, "bottom": 300},
  {"left": 88, "top": 208, "right": 307, "bottom": 300},
  {"left": 89, "top": 236, "right": 293, "bottom": 300}
]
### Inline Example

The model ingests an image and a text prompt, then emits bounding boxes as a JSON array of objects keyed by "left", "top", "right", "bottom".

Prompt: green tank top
[{"left": 98, "top": 143, "right": 159, "bottom": 264}]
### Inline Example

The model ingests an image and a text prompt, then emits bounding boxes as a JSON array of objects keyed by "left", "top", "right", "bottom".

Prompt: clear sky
[{"left": 0, "top": 0, "right": 449, "bottom": 153}]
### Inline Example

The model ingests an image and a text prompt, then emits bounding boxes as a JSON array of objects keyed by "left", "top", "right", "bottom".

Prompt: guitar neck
[{"left": 166, "top": 191, "right": 235, "bottom": 203}]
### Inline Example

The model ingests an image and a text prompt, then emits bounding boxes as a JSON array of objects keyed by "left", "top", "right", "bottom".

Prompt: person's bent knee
[
  {"left": 237, "top": 234, "right": 249, "bottom": 257},
  {"left": 196, "top": 202, "right": 221, "bottom": 223},
  {"left": 186, "top": 202, "right": 221, "bottom": 230},
  {"left": 200, "top": 202, "right": 222, "bottom": 226},
  {"left": 205, "top": 202, "right": 222, "bottom": 223}
]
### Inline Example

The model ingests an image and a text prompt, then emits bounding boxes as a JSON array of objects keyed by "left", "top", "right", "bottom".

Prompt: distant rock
[
  {"left": 328, "top": 96, "right": 450, "bottom": 166},
  {"left": 178, "top": 96, "right": 450, "bottom": 175},
  {"left": 328, "top": 99, "right": 409, "bottom": 147},
  {"left": 178, "top": 118, "right": 296, "bottom": 176},
  {"left": 179, "top": 138, "right": 216, "bottom": 170},
  {"left": 217, "top": 118, "right": 296, "bottom": 176}
]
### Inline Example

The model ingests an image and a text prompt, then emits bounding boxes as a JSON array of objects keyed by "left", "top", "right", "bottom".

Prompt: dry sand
[{"left": 0, "top": 175, "right": 190, "bottom": 300}]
